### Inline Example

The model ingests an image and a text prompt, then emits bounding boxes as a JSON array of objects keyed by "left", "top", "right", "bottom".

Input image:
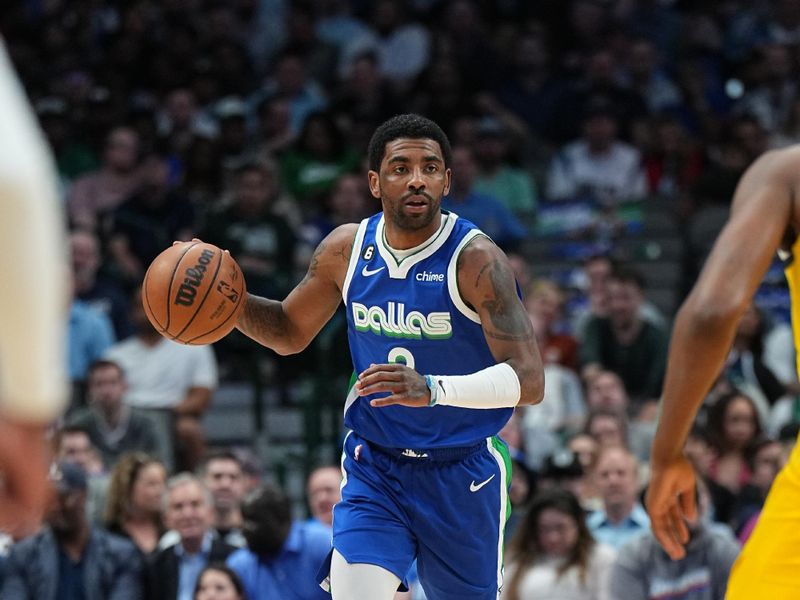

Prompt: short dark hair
[
  {"left": 87, "top": 359, "right": 125, "bottom": 380},
  {"left": 609, "top": 264, "right": 646, "bottom": 290},
  {"left": 200, "top": 450, "right": 243, "bottom": 475},
  {"left": 193, "top": 564, "right": 246, "bottom": 598},
  {"left": 367, "top": 114, "right": 452, "bottom": 172}
]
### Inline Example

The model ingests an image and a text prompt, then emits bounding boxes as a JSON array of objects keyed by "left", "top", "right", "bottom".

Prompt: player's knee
[{"left": 330, "top": 550, "right": 401, "bottom": 600}]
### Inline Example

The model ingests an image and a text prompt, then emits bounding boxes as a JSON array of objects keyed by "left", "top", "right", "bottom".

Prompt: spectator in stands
[
  {"left": 226, "top": 484, "right": 331, "bottom": 600},
  {"left": 623, "top": 37, "right": 684, "bottom": 115},
  {"left": 579, "top": 266, "right": 668, "bottom": 402},
  {"left": 734, "top": 437, "right": 785, "bottom": 542},
  {"left": 735, "top": 43, "right": 796, "bottom": 133},
  {"left": 67, "top": 126, "right": 142, "bottom": 230},
  {"left": 1, "top": 462, "right": 143, "bottom": 599},
  {"left": 55, "top": 424, "right": 104, "bottom": 477},
  {"left": 202, "top": 161, "right": 298, "bottom": 301},
  {"left": 610, "top": 480, "right": 739, "bottom": 600},
  {"left": 723, "top": 303, "right": 787, "bottom": 414},
  {"left": 202, "top": 452, "right": 247, "bottom": 547},
  {"left": 520, "top": 362, "right": 586, "bottom": 470},
  {"left": 70, "top": 228, "right": 132, "bottom": 339},
  {"left": 306, "top": 465, "right": 341, "bottom": 528},
  {"left": 471, "top": 117, "right": 538, "bottom": 218},
  {"left": 106, "top": 287, "right": 219, "bottom": 472},
  {"left": 148, "top": 474, "right": 237, "bottom": 600},
  {"left": 585, "top": 370, "right": 656, "bottom": 461},
  {"left": 279, "top": 111, "right": 361, "bottom": 205},
  {"left": 705, "top": 390, "right": 763, "bottom": 495},
  {"left": 105, "top": 452, "right": 167, "bottom": 555},
  {"left": 501, "top": 488, "right": 616, "bottom": 600},
  {"left": 214, "top": 97, "right": 252, "bottom": 171},
  {"left": 68, "top": 359, "right": 159, "bottom": 469},
  {"left": 546, "top": 97, "right": 647, "bottom": 204},
  {"left": 587, "top": 446, "right": 650, "bottom": 550},
  {"left": 250, "top": 50, "right": 327, "bottom": 136},
  {"left": 54, "top": 424, "right": 111, "bottom": 524},
  {"left": 442, "top": 146, "right": 527, "bottom": 250},
  {"left": 68, "top": 276, "right": 116, "bottom": 408},
  {"left": 584, "top": 408, "right": 629, "bottom": 452},
  {"left": 107, "top": 151, "right": 196, "bottom": 285},
  {"left": 194, "top": 565, "right": 247, "bottom": 600},
  {"left": 525, "top": 279, "right": 578, "bottom": 369},
  {"left": 338, "top": 0, "right": 431, "bottom": 91},
  {"left": 641, "top": 114, "right": 705, "bottom": 200}
]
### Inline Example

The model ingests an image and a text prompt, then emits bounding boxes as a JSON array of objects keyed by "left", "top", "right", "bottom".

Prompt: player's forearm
[
  {"left": 236, "top": 293, "right": 304, "bottom": 355},
  {"left": 651, "top": 299, "right": 741, "bottom": 465},
  {"left": 508, "top": 356, "right": 545, "bottom": 406}
]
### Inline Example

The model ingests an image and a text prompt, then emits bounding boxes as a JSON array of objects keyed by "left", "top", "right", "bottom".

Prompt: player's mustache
[{"left": 401, "top": 191, "right": 434, "bottom": 203}]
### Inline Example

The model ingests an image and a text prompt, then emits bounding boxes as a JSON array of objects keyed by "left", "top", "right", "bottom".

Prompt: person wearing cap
[{"left": 0, "top": 461, "right": 144, "bottom": 600}]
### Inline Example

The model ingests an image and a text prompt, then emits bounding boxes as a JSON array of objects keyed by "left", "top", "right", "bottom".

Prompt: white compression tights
[{"left": 330, "top": 549, "right": 402, "bottom": 600}]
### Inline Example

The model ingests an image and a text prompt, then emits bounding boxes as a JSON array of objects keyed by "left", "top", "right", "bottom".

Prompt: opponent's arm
[
  {"left": 236, "top": 224, "right": 356, "bottom": 355},
  {"left": 647, "top": 147, "right": 796, "bottom": 559},
  {"left": 652, "top": 151, "right": 793, "bottom": 463}
]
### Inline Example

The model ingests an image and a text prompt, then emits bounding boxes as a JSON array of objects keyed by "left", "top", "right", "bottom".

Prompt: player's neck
[{"left": 383, "top": 213, "right": 444, "bottom": 252}]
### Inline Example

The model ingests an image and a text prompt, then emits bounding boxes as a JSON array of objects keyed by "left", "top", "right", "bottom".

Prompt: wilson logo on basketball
[{"left": 174, "top": 248, "right": 215, "bottom": 306}]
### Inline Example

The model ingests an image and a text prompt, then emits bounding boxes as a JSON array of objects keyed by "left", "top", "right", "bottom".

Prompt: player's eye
[
  {"left": 425, "top": 164, "right": 438, "bottom": 172},
  {"left": 393, "top": 166, "right": 407, "bottom": 174}
]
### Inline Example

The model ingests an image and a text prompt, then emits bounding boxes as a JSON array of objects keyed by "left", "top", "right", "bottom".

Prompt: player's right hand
[
  {"left": 645, "top": 455, "right": 698, "bottom": 561},
  {"left": 356, "top": 363, "right": 431, "bottom": 408}
]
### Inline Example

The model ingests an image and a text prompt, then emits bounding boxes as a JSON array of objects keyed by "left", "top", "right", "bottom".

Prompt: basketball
[{"left": 142, "top": 241, "right": 247, "bottom": 345}]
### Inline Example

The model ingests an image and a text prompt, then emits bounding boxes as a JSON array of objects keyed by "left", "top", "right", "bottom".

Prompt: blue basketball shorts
[{"left": 322, "top": 431, "right": 512, "bottom": 600}]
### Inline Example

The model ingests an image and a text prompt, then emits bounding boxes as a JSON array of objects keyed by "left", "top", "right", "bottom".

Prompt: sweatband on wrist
[{"left": 427, "top": 362, "right": 521, "bottom": 409}]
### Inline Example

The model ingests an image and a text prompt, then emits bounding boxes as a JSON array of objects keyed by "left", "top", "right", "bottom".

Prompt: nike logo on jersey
[
  {"left": 362, "top": 265, "right": 385, "bottom": 277},
  {"left": 470, "top": 474, "right": 495, "bottom": 492}
]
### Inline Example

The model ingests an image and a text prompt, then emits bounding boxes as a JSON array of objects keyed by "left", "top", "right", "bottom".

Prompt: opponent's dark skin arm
[
  {"left": 357, "top": 236, "right": 545, "bottom": 407},
  {"left": 646, "top": 147, "right": 798, "bottom": 560},
  {"left": 236, "top": 224, "right": 357, "bottom": 355}
]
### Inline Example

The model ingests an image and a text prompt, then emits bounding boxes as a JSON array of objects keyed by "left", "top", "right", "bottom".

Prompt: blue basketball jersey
[{"left": 341, "top": 210, "right": 513, "bottom": 448}]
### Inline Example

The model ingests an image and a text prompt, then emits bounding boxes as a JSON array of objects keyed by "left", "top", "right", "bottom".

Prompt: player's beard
[{"left": 385, "top": 192, "right": 440, "bottom": 231}]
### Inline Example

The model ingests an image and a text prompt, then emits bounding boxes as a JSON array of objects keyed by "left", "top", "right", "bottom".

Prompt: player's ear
[
  {"left": 443, "top": 168, "right": 452, "bottom": 197},
  {"left": 368, "top": 170, "right": 381, "bottom": 199}
]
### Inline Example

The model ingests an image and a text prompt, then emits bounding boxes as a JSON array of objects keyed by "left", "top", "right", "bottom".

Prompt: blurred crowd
[{"left": 5, "top": 0, "right": 800, "bottom": 598}]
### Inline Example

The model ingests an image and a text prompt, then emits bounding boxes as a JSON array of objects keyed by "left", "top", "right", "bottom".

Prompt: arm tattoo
[
  {"left": 332, "top": 240, "right": 353, "bottom": 264},
  {"left": 296, "top": 241, "right": 326, "bottom": 290},
  {"left": 238, "top": 295, "right": 289, "bottom": 340},
  {"left": 480, "top": 259, "right": 536, "bottom": 342}
]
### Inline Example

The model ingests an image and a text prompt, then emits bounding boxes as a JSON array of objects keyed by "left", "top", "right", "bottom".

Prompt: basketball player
[
  {"left": 0, "top": 42, "right": 68, "bottom": 535},
  {"left": 235, "top": 114, "right": 544, "bottom": 600},
  {"left": 646, "top": 145, "right": 800, "bottom": 598}
]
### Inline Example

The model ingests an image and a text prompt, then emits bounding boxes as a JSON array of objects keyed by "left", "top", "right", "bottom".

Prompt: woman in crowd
[
  {"left": 501, "top": 488, "right": 616, "bottom": 600},
  {"left": 194, "top": 565, "right": 247, "bottom": 600},
  {"left": 104, "top": 451, "right": 167, "bottom": 554},
  {"left": 706, "top": 389, "right": 762, "bottom": 495}
]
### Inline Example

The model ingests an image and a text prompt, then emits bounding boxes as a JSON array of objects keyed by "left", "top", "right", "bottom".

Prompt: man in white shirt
[{"left": 106, "top": 288, "right": 218, "bottom": 471}]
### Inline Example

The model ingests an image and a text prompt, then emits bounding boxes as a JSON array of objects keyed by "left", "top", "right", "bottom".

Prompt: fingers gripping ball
[{"left": 142, "top": 241, "right": 246, "bottom": 345}]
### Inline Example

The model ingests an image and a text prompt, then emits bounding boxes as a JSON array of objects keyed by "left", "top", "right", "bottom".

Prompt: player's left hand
[
  {"left": 645, "top": 455, "right": 697, "bottom": 560},
  {"left": 356, "top": 363, "right": 430, "bottom": 408}
]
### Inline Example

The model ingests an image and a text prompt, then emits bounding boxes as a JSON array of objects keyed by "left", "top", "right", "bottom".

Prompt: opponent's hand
[
  {"left": 356, "top": 363, "right": 430, "bottom": 408},
  {"left": 645, "top": 455, "right": 698, "bottom": 560},
  {"left": 0, "top": 417, "right": 53, "bottom": 538}
]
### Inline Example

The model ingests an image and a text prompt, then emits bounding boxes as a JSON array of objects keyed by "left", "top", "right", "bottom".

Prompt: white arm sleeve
[
  {"left": 0, "top": 42, "right": 68, "bottom": 422},
  {"left": 429, "top": 362, "right": 521, "bottom": 409}
]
